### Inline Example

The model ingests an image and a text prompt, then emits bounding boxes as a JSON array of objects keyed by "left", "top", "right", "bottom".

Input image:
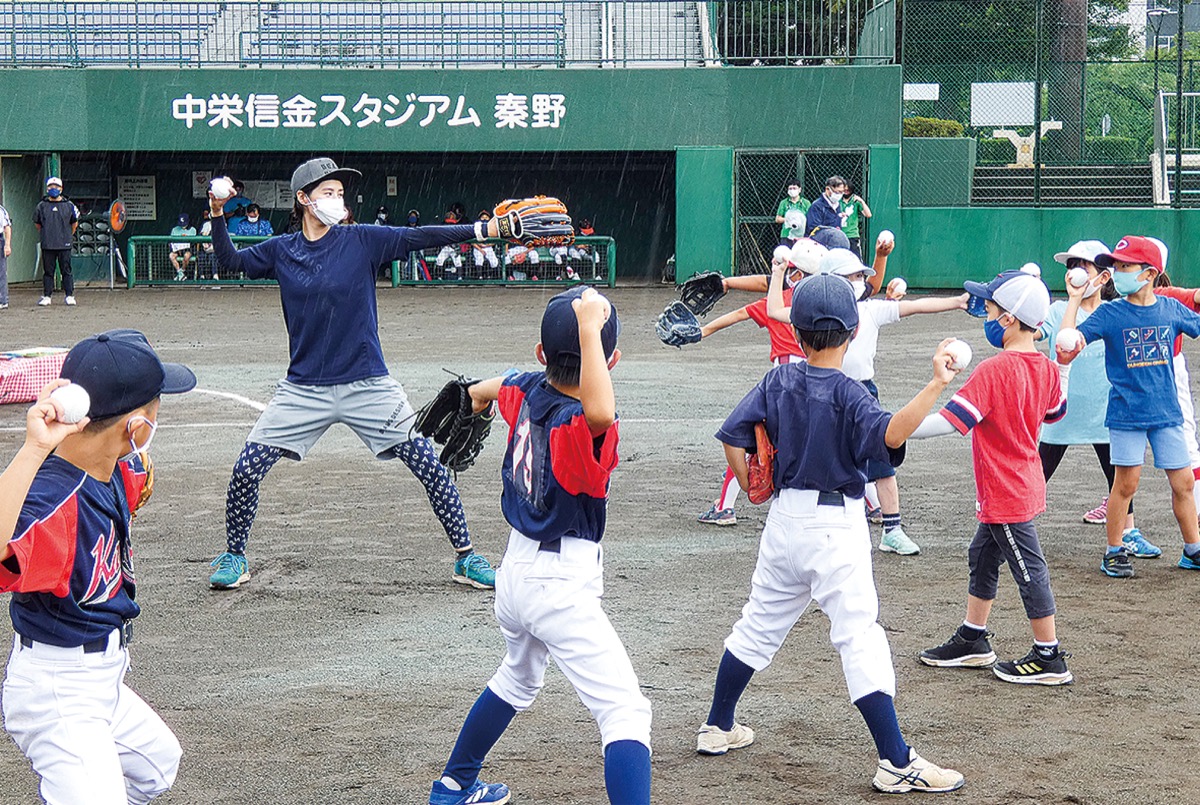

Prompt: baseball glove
[
  {"left": 746, "top": 422, "right": 776, "bottom": 505},
  {"left": 656, "top": 300, "right": 702, "bottom": 348},
  {"left": 413, "top": 375, "right": 497, "bottom": 473},
  {"left": 131, "top": 451, "right": 154, "bottom": 519},
  {"left": 678, "top": 271, "right": 727, "bottom": 316},
  {"left": 494, "top": 196, "right": 574, "bottom": 248}
]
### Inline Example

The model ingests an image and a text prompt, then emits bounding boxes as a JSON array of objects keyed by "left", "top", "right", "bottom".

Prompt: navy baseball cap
[
  {"left": 540, "top": 286, "right": 620, "bottom": 366},
  {"left": 60, "top": 329, "right": 196, "bottom": 420},
  {"left": 790, "top": 274, "right": 859, "bottom": 331},
  {"left": 810, "top": 227, "right": 851, "bottom": 250},
  {"left": 963, "top": 270, "right": 1050, "bottom": 328}
]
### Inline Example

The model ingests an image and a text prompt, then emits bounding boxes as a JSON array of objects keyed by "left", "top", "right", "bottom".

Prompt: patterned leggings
[{"left": 224, "top": 439, "right": 472, "bottom": 554}]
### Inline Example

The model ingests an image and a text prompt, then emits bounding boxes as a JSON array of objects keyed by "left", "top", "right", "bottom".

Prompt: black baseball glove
[
  {"left": 656, "top": 300, "right": 703, "bottom": 348},
  {"left": 413, "top": 375, "right": 497, "bottom": 472},
  {"left": 678, "top": 271, "right": 727, "bottom": 316}
]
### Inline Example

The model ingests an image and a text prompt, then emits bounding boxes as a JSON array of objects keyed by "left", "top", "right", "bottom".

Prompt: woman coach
[{"left": 205, "top": 157, "right": 508, "bottom": 592}]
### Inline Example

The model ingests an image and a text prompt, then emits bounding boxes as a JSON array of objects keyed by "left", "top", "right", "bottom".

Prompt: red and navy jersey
[
  {"left": 0, "top": 454, "right": 148, "bottom": 647},
  {"left": 497, "top": 372, "right": 619, "bottom": 543}
]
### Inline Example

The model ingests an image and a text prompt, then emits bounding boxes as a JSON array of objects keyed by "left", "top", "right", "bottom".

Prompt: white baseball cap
[
  {"left": 963, "top": 271, "right": 1050, "bottom": 328},
  {"left": 819, "top": 248, "right": 877, "bottom": 279},
  {"left": 1053, "top": 240, "right": 1109, "bottom": 266},
  {"left": 45, "top": 176, "right": 62, "bottom": 187},
  {"left": 788, "top": 239, "right": 829, "bottom": 276}
]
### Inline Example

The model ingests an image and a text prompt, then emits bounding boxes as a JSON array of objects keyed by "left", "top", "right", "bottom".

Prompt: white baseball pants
[
  {"left": 724, "top": 489, "right": 897, "bottom": 701},
  {"left": 487, "top": 529, "right": 652, "bottom": 749},
  {"left": 3, "top": 633, "right": 181, "bottom": 805},
  {"left": 1172, "top": 353, "right": 1200, "bottom": 472}
]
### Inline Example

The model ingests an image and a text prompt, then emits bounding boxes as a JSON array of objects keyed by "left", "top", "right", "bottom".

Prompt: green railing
[{"left": 126, "top": 235, "right": 616, "bottom": 288}]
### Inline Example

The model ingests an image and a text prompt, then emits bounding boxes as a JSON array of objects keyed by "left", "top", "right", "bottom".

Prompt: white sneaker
[
  {"left": 873, "top": 749, "right": 965, "bottom": 793},
  {"left": 64, "top": 296, "right": 77, "bottom": 306},
  {"left": 0, "top": 303, "right": 8, "bottom": 310},
  {"left": 37, "top": 296, "right": 51, "bottom": 306},
  {"left": 879, "top": 526, "right": 920, "bottom": 555},
  {"left": 696, "top": 722, "right": 755, "bottom": 755}
]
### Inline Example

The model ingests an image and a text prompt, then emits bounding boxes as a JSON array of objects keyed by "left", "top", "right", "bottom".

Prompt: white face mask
[
  {"left": 305, "top": 195, "right": 347, "bottom": 227},
  {"left": 119, "top": 416, "right": 157, "bottom": 463},
  {"left": 788, "top": 189, "right": 800, "bottom": 200},
  {"left": 851, "top": 280, "right": 867, "bottom": 299}
]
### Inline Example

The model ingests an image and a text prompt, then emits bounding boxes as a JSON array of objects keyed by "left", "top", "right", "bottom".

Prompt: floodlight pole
[{"left": 1176, "top": 0, "right": 1185, "bottom": 207}]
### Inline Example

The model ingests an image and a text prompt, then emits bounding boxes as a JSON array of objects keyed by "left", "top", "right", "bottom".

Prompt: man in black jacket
[{"left": 32, "top": 177, "right": 78, "bottom": 307}]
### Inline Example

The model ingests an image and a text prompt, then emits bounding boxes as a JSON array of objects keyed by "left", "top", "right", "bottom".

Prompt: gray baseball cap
[{"left": 290, "top": 157, "right": 362, "bottom": 196}]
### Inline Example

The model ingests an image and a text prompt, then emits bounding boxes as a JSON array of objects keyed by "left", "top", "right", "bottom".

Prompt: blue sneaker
[
  {"left": 697, "top": 505, "right": 737, "bottom": 526},
  {"left": 1121, "top": 528, "right": 1162, "bottom": 558},
  {"left": 429, "top": 778, "right": 510, "bottom": 805},
  {"left": 1179, "top": 549, "right": 1200, "bottom": 571},
  {"left": 209, "top": 552, "right": 250, "bottom": 589},
  {"left": 453, "top": 552, "right": 496, "bottom": 589}
]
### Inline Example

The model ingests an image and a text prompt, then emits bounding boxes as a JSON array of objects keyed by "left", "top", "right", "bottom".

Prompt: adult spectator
[
  {"left": 169, "top": 213, "right": 197, "bottom": 281},
  {"left": 775, "top": 180, "right": 811, "bottom": 245},
  {"left": 223, "top": 180, "right": 253, "bottom": 231},
  {"left": 232, "top": 204, "right": 274, "bottom": 237},
  {"left": 805, "top": 175, "right": 849, "bottom": 236},
  {"left": 840, "top": 182, "right": 873, "bottom": 260},
  {"left": 197, "top": 209, "right": 217, "bottom": 279},
  {"left": 33, "top": 177, "right": 78, "bottom": 307},
  {"left": 374, "top": 206, "right": 390, "bottom": 226},
  {"left": 0, "top": 199, "right": 10, "bottom": 310}
]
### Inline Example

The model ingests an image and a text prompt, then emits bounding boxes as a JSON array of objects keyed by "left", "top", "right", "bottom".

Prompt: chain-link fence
[
  {"left": 902, "top": 0, "right": 1200, "bottom": 207},
  {"left": 734, "top": 149, "right": 868, "bottom": 275}
]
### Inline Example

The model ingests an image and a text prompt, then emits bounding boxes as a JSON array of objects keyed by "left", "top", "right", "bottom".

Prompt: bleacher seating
[{"left": 242, "top": 3, "right": 566, "bottom": 67}]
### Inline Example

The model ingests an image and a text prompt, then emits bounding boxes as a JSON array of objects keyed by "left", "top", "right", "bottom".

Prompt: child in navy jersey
[
  {"left": 428, "top": 286, "right": 651, "bottom": 805},
  {"left": 0, "top": 329, "right": 195, "bottom": 804}
]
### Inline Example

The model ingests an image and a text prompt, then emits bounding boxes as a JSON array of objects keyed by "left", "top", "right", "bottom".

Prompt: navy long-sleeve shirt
[
  {"left": 211, "top": 215, "right": 476, "bottom": 385},
  {"left": 805, "top": 193, "right": 844, "bottom": 231}
]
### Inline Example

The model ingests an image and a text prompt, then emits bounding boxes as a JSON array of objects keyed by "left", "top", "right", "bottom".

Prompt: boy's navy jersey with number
[
  {"left": 210, "top": 215, "right": 475, "bottom": 386},
  {"left": 498, "top": 371, "right": 620, "bottom": 543},
  {"left": 716, "top": 363, "right": 892, "bottom": 498},
  {"left": 0, "top": 455, "right": 149, "bottom": 647}
]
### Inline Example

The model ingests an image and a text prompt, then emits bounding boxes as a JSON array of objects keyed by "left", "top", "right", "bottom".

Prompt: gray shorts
[
  {"left": 967, "top": 520, "right": 1056, "bottom": 620},
  {"left": 247, "top": 376, "right": 417, "bottom": 460}
]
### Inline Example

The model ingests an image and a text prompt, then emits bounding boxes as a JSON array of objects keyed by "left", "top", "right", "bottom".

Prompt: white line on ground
[{"left": 193, "top": 388, "right": 268, "bottom": 411}]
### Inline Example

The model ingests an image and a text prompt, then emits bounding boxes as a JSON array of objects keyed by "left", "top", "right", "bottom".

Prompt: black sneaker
[
  {"left": 1101, "top": 546, "right": 1135, "bottom": 578},
  {"left": 993, "top": 647, "right": 1073, "bottom": 686},
  {"left": 919, "top": 630, "right": 997, "bottom": 668}
]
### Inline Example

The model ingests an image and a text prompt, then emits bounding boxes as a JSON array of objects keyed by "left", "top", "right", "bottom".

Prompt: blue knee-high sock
[
  {"left": 706, "top": 650, "right": 755, "bottom": 731},
  {"left": 603, "top": 740, "right": 650, "bottom": 805},
  {"left": 441, "top": 688, "right": 518, "bottom": 788},
  {"left": 225, "top": 442, "right": 285, "bottom": 554},
  {"left": 392, "top": 438, "right": 472, "bottom": 552},
  {"left": 854, "top": 691, "right": 910, "bottom": 768}
]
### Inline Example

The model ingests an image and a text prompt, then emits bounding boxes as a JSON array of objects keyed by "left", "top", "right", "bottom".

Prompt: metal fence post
[
  {"left": 1176, "top": 0, "right": 1185, "bottom": 207},
  {"left": 1033, "top": 0, "right": 1043, "bottom": 205}
]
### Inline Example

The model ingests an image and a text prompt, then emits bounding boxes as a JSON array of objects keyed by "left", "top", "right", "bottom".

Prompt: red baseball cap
[{"left": 1096, "top": 236, "right": 1164, "bottom": 272}]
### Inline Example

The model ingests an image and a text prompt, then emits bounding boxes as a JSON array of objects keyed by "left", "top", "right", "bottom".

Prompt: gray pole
[
  {"left": 1176, "top": 0, "right": 1185, "bottom": 206},
  {"left": 1034, "top": 0, "right": 1044, "bottom": 204}
]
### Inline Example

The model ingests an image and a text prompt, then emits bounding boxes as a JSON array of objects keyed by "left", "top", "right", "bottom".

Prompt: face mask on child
[
  {"left": 118, "top": 416, "right": 158, "bottom": 463},
  {"left": 48, "top": 188, "right": 61, "bottom": 198},
  {"left": 1112, "top": 269, "right": 1149, "bottom": 296},
  {"left": 788, "top": 188, "right": 800, "bottom": 200},
  {"left": 851, "top": 280, "right": 868, "bottom": 300},
  {"left": 984, "top": 316, "right": 1009, "bottom": 349}
]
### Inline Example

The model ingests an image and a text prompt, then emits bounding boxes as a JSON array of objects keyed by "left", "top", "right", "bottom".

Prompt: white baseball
[
  {"left": 1056, "top": 327, "right": 1083, "bottom": 353},
  {"left": 878, "top": 229, "right": 895, "bottom": 245},
  {"left": 891, "top": 277, "right": 908, "bottom": 295},
  {"left": 50, "top": 384, "right": 90, "bottom": 424},
  {"left": 209, "top": 177, "right": 234, "bottom": 200},
  {"left": 1020, "top": 262, "right": 1042, "bottom": 276},
  {"left": 1066, "top": 267, "right": 1089, "bottom": 288},
  {"left": 773, "top": 245, "right": 791, "bottom": 264},
  {"left": 945, "top": 339, "right": 972, "bottom": 371},
  {"left": 580, "top": 287, "right": 611, "bottom": 320}
]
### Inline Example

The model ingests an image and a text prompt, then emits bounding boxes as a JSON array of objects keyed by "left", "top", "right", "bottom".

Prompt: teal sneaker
[
  {"left": 1121, "top": 528, "right": 1162, "bottom": 558},
  {"left": 1179, "top": 549, "right": 1200, "bottom": 571},
  {"left": 453, "top": 552, "right": 496, "bottom": 589},
  {"left": 879, "top": 527, "right": 920, "bottom": 556},
  {"left": 209, "top": 552, "right": 250, "bottom": 589}
]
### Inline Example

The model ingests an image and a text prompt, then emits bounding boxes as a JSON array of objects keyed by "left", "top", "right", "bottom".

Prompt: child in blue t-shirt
[
  {"left": 697, "top": 273, "right": 965, "bottom": 794},
  {"left": 1061, "top": 235, "right": 1200, "bottom": 573},
  {"left": 428, "top": 286, "right": 651, "bottom": 805}
]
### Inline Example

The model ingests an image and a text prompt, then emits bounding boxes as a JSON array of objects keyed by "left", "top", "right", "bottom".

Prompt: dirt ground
[{"left": 0, "top": 282, "right": 1197, "bottom": 805}]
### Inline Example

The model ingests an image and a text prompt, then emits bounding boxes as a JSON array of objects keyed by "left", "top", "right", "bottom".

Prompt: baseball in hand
[
  {"left": 773, "top": 245, "right": 792, "bottom": 264},
  {"left": 209, "top": 177, "right": 234, "bottom": 199},
  {"left": 580, "top": 287, "right": 611, "bottom": 320},
  {"left": 1056, "top": 327, "right": 1083, "bottom": 353},
  {"left": 50, "top": 383, "right": 90, "bottom": 424},
  {"left": 1067, "top": 267, "right": 1089, "bottom": 288},
  {"left": 1019, "top": 262, "right": 1041, "bottom": 277},
  {"left": 945, "top": 339, "right": 972, "bottom": 371},
  {"left": 877, "top": 229, "right": 895, "bottom": 245},
  {"left": 891, "top": 278, "right": 908, "bottom": 295}
]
